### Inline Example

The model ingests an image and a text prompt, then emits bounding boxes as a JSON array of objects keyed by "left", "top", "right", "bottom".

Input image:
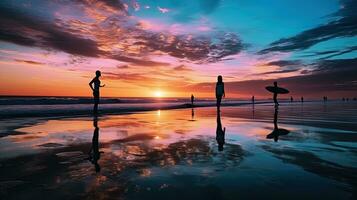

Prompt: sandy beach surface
[{"left": 0, "top": 102, "right": 356, "bottom": 200}]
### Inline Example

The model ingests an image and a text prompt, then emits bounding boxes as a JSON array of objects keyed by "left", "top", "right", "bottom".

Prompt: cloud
[
  {"left": 257, "top": 69, "right": 300, "bottom": 75},
  {"left": 266, "top": 60, "right": 301, "bottom": 67},
  {"left": 260, "top": 0, "right": 357, "bottom": 54},
  {"left": 157, "top": 7, "right": 170, "bottom": 13},
  {"left": 14, "top": 59, "right": 45, "bottom": 65},
  {"left": 174, "top": 65, "right": 193, "bottom": 71},
  {"left": 0, "top": 4, "right": 103, "bottom": 57},
  {"left": 0, "top": 1, "right": 245, "bottom": 66},
  {"left": 187, "top": 58, "right": 357, "bottom": 97},
  {"left": 116, "top": 64, "right": 130, "bottom": 69}
]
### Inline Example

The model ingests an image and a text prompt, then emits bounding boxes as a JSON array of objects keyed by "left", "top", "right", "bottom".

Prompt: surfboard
[{"left": 266, "top": 86, "right": 289, "bottom": 94}]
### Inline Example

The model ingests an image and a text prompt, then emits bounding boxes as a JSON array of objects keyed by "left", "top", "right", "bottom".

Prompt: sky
[{"left": 0, "top": 0, "right": 356, "bottom": 98}]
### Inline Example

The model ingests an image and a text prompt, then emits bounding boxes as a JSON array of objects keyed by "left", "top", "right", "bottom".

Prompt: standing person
[
  {"left": 252, "top": 96, "right": 255, "bottom": 104},
  {"left": 301, "top": 96, "right": 304, "bottom": 103},
  {"left": 290, "top": 96, "right": 293, "bottom": 103},
  {"left": 89, "top": 70, "right": 105, "bottom": 114},
  {"left": 191, "top": 94, "right": 195, "bottom": 107},
  {"left": 215, "top": 75, "right": 225, "bottom": 111}
]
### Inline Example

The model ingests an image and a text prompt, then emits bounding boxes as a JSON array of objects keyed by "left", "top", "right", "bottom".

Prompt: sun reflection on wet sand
[{"left": 0, "top": 103, "right": 357, "bottom": 199}]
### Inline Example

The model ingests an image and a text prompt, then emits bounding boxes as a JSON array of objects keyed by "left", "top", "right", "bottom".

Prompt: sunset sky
[{"left": 0, "top": 0, "right": 356, "bottom": 98}]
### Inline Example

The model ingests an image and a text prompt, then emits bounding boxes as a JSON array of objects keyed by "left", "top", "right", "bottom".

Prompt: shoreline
[{"left": 0, "top": 101, "right": 270, "bottom": 119}]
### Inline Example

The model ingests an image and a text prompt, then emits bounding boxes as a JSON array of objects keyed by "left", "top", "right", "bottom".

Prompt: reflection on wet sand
[
  {"left": 88, "top": 116, "right": 102, "bottom": 172},
  {"left": 266, "top": 107, "right": 290, "bottom": 142},
  {"left": 216, "top": 111, "right": 225, "bottom": 151},
  {"left": 0, "top": 103, "right": 357, "bottom": 199}
]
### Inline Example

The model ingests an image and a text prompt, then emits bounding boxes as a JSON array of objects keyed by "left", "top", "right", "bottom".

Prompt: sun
[{"left": 154, "top": 90, "right": 163, "bottom": 97}]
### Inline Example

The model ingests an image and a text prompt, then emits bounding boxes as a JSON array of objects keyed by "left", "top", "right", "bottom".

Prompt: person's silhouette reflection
[
  {"left": 266, "top": 107, "right": 289, "bottom": 142},
  {"left": 191, "top": 108, "right": 195, "bottom": 120},
  {"left": 88, "top": 116, "right": 102, "bottom": 172},
  {"left": 216, "top": 111, "right": 226, "bottom": 151}
]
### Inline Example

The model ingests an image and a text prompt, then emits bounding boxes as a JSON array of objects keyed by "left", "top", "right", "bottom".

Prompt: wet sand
[{"left": 0, "top": 102, "right": 356, "bottom": 200}]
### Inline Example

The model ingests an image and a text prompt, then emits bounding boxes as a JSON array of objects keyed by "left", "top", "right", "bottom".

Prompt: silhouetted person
[
  {"left": 89, "top": 70, "right": 105, "bottom": 114},
  {"left": 252, "top": 96, "right": 255, "bottom": 104},
  {"left": 353, "top": 97, "right": 357, "bottom": 101},
  {"left": 216, "top": 111, "right": 225, "bottom": 151},
  {"left": 273, "top": 82, "right": 279, "bottom": 107},
  {"left": 215, "top": 75, "right": 225, "bottom": 111},
  {"left": 290, "top": 96, "right": 293, "bottom": 102},
  {"left": 266, "top": 107, "right": 289, "bottom": 142},
  {"left": 346, "top": 98, "right": 349, "bottom": 101},
  {"left": 323, "top": 96, "right": 327, "bottom": 102},
  {"left": 191, "top": 108, "right": 195, "bottom": 120},
  {"left": 301, "top": 96, "right": 304, "bottom": 103},
  {"left": 88, "top": 116, "right": 102, "bottom": 172},
  {"left": 191, "top": 94, "right": 194, "bottom": 107},
  {"left": 342, "top": 97, "right": 345, "bottom": 101}
]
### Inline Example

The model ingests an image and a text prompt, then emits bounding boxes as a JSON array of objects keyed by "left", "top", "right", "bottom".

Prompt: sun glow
[{"left": 154, "top": 90, "right": 163, "bottom": 97}]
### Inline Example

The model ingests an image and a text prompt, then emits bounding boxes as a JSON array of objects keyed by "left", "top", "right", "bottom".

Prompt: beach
[{"left": 0, "top": 101, "right": 356, "bottom": 199}]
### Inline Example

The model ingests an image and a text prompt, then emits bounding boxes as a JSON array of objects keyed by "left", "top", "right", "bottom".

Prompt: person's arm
[
  {"left": 100, "top": 84, "right": 105, "bottom": 87},
  {"left": 89, "top": 78, "right": 95, "bottom": 91},
  {"left": 223, "top": 83, "right": 225, "bottom": 98}
]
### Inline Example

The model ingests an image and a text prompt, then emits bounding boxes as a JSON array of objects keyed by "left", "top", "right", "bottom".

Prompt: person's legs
[
  {"left": 216, "top": 96, "right": 222, "bottom": 110},
  {"left": 93, "top": 92, "right": 99, "bottom": 114},
  {"left": 273, "top": 93, "right": 279, "bottom": 106}
]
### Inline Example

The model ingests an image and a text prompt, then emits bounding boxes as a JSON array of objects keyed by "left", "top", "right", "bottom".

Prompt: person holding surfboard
[
  {"left": 265, "top": 81, "right": 289, "bottom": 107},
  {"left": 215, "top": 75, "right": 225, "bottom": 111},
  {"left": 266, "top": 107, "right": 290, "bottom": 142},
  {"left": 89, "top": 70, "right": 105, "bottom": 114}
]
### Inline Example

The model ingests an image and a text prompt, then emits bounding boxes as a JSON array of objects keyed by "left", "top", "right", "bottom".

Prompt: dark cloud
[
  {"left": 260, "top": 0, "right": 357, "bottom": 54},
  {"left": 188, "top": 58, "right": 357, "bottom": 97},
  {"left": 316, "top": 46, "right": 357, "bottom": 59},
  {"left": 0, "top": 4, "right": 103, "bottom": 57},
  {"left": 14, "top": 59, "right": 45, "bottom": 65},
  {"left": 266, "top": 60, "right": 301, "bottom": 67}
]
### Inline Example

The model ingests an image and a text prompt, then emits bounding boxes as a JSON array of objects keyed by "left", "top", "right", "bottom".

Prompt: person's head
[
  {"left": 274, "top": 81, "right": 277, "bottom": 86},
  {"left": 95, "top": 70, "right": 101, "bottom": 77},
  {"left": 217, "top": 75, "right": 223, "bottom": 83}
]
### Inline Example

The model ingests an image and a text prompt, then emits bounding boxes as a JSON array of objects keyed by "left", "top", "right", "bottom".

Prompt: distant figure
[
  {"left": 265, "top": 82, "right": 289, "bottom": 107},
  {"left": 323, "top": 96, "right": 327, "bottom": 102},
  {"left": 216, "top": 111, "right": 225, "bottom": 151},
  {"left": 342, "top": 97, "right": 345, "bottom": 101},
  {"left": 191, "top": 94, "right": 195, "bottom": 107},
  {"left": 301, "top": 96, "right": 304, "bottom": 103},
  {"left": 89, "top": 70, "right": 105, "bottom": 114},
  {"left": 88, "top": 116, "right": 102, "bottom": 172},
  {"left": 215, "top": 75, "right": 225, "bottom": 111},
  {"left": 266, "top": 107, "right": 289, "bottom": 142},
  {"left": 353, "top": 97, "right": 357, "bottom": 101},
  {"left": 252, "top": 96, "right": 255, "bottom": 104},
  {"left": 346, "top": 98, "right": 349, "bottom": 101},
  {"left": 290, "top": 96, "right": 293, "bottom": 102}
]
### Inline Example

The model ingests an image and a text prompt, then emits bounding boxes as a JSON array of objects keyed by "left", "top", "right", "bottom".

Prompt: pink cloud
[{"left": 157, "top": 7, "right": 170, "bottom": 13}]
